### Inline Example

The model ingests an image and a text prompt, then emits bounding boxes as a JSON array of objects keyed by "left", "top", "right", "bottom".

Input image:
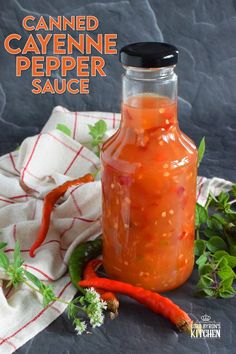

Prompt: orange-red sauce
[{"left": 101, "top": 94, "right": 197, "bottom": 292}]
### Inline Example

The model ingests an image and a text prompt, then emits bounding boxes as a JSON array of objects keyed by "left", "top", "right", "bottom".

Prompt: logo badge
[{"left": 191, "top": 314, "right": 221, "bottom": 338}]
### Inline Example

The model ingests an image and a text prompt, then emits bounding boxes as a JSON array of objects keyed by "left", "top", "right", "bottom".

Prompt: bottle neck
[
  {"left": 122, "top": 66, "right": 177, "bottom": 103},
  {"left": 121, "top": 66, "right": 178, "bottom": 132}
]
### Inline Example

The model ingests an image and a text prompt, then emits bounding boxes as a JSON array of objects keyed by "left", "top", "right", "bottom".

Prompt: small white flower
[
  {"left": 75, "top": 320, "right": 87, "bottom": 335},
  {"left": 85, "top": 287, "right": 101, "bottom": 303}
]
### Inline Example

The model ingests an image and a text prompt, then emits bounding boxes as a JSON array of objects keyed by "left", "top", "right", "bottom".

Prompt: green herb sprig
[
  {"left": 195, "top": 189, "right": 236, "bottom": 298},
  {"left": 0, "top": 242, "right": 107, "bottom": 334},
  {"left": 88, "top": 120, "right": 107, "bottom": 157},
  {"left": 197, "top": 137, "right": 205, "bottom": 167}
]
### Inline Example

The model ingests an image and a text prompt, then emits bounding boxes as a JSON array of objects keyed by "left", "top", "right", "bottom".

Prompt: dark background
[{"left": 0, "top": 0, "right": 235, "bottom": 353}]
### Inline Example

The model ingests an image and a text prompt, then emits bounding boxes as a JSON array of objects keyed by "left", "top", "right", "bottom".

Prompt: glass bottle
[{"left": 101, "top": 42, "right": 197, "bottom": 292}]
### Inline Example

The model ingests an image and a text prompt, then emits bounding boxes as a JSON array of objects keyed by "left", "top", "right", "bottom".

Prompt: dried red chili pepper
[
  {"left": 83, "top": 259, "right": 119, "bottom": 317},
  {"left": 29, "top": 173, "right": 94, "bottom": 257},
  {"left": 79, "top": 276, "right": 193, "bottom": 333}
]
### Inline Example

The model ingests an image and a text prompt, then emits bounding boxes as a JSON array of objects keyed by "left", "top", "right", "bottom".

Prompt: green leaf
[
  {"left": 88, "top": 120, "right": 107, "bottom": 141},
  {"left": 196, "top": 287, "right": 215, "bottom": 297},
  {"left": 14, "top": 241, "right": 23, "bottom": 268},
  {"left": 213, "top": 250, "right": 229, "bottom": 260},
  {"left": 198, "top": 274, "right": 214, "bottom": 287},
  {"left": 218, "top": 191, "right": 230, "bottom": 204},
  {"left": 226, "top": 255, "right": 236, "bottom": 268},
  {"left": 24, "top": 270, "right": 42, "bottom": 289},
  {"left": 206, "top": 236, "right": 227, "bottom": 253},
  {"left": 218, "top": 288, "right": 236, "bottom": 298},
  {"left": 0, "top": 242, "right": 7, "bottom": 250},
  {"left": 218, "top": 265, "right": 235, "bottom": 280},
  {"left": 211, "top": 214, "right": 227, "bottom": 226},
  {"left": 198, "top": 264, "right": 214, "bottom": 276},
  {"left": 194, "top": 239, "right": 206, "bottom": 256},
  {"left": 88, "top": 120, "right": 107, "bottom": 157},
  {"left": 38, "top": 283, "right": 56, "bottom": 307},
  {"left": 220, "top": 276, "right": 234, "bottom": 289},
  {"left": 6, "top": 265, "right": 24, "bottom": 287},
  {"left": 214, "top": 251, "right": 236, "bottom": 268},
  {"left": 218, "top": 277, "right": 236, "bottom": 298},
  {"left": 56, "top": 124, "right": 71, "bottom": 137},
  {"left": 196, "top": 253, "right": 209, "bottom": 267},
  {"left": 207, "top": 216, "right": 223, "bottom": 231},
  {"left": 229, "top": 244, "right": 236, "bottom": 257},
  {"left": 204, "top": 228, "right": 217, "bottom": 239},
  {"left": 197, "top": 137, "right": 205, "bottom": 167},
  {"left": 195, "top": 203, "right": 208, "bottom": 227},
  {"left": 232, "top": 184, "right": 236, "bottom": 199},
  {"left": 0, "top": 251, "right": 9, "bottom": 270}
]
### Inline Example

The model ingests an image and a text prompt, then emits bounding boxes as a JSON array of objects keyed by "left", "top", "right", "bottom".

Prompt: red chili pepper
[
  {"left": 79, "top": 277, "right": 193, "bottom": 333},
  {"left": 29, "top": 173, "right": 94, "bottom": 257},
  {"left": 83, "top": 259, "right": 119, "bottom": 317}
]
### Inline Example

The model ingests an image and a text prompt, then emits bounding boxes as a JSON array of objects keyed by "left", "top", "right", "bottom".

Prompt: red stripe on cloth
[
  {"left": 0, "top": 337, "right": 16, "bottom": 350},
  {"left": 74, "top": 216, "right": 100, "bottom": 223},
  {"left": 0, "top": 281, "right": 71, "bottom": 347},
  {"left": 60, "top": 216, "right": 100, "bottom": 240},
  {"left": 79, "top": 153, "right": 99, "bottom": 170},
  {"left": 112, "top": 112, "right": 116, "bottom": 128},
  {"left": 59, "top": 218, "right": 77, "bottom": 239},
  {"left": 197, "top": 177, "right": 204, "bottom": 201},
  {"left": 69, "top": 183, "right": 83, "bottom": 195},
  {"left": 64, "top": 146, "right": 84, "bottom": 175},
  {"left": 73, "top": 111, "right": 78, "bottom": 139},
  {"left": 71, "top": 192, "right": 82, "bottom": 216},
  {"left": 0, "top": 198, "right": 14, "bottom": 204},
  {"left": 5, "top": 240, "right": 68, "bottom": 254},
  {"left": 24, "top": 265, "right": 53, "bottom": 281},
  {"left": 5, "top": 248, "right": 29, "bottom": 253},
  {"left": 9, "top": 153, "right": 20, "bottom": 174},
  {"left": 22, "top": 134, "right": 42, "bottom": 183},
  {"left": 10, "top": 194, "right": 30, "bottom": 200},
  {"left": 45, "top": 133, "right": 77, "bottom": 153}
]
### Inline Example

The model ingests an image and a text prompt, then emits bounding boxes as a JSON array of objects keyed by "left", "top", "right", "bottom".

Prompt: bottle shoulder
[{"left": 101, "top": 127, "right": 197, "bottom": 170}]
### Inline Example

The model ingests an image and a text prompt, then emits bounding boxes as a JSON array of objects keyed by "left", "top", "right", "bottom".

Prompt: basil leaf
[
  {"left": 88, "top": 120, "right": 107, "bottom": 140},
  {"left": 218, "top": 191, "right": 230, "bottom": 204},
  {"left": 56, "top": 124, "right": 71, "bottom": 137},
  {"left": 204, "top": 228, "right": 217, "bottom": 238},
  {"left": 212, "top": 214, "right": 227, "bottom": 226},
  {"left": 207, "top": 216, "right": 223, "bottom": 231},
  {"left": 24, "top": 270, "right": 42, "bottom": 289},
  {"left": 220, "top": 277, "right": 234, "bottom": 289},
  {"left": 218, "top": 288, "right": 236, "bottom": 298},
  {"left": 0, "top": 242, "right": 7, "bottom": 250},
  {"left": 218, "top": 265, "right": 235, "bottom": 280},
  {"left": 206, "top": 236, "right": 227, "bottom": 253},
  {"left": 199, "top": 264, "right": 213, "bottom": 276},
  {"left": 194, "top": 239, "right": 206, "bottom": 256},
  {"left": 229, "top": 244, "right": 236, "bottom": 257},
  {"left": 0, "top": 252, "right": 9, "bottom": 270},
  {"left": 196, "top": 253, "right": 209, "bottom": 267},
  {"left": 232, "top": 185, "right": 236, "bottom": 199},
  {"left": 198, "top": 137, "right": 205, "bottom": 167},
  {"left": 14, "top": 241, "right": 23, "bottom": 268},
  {"left": 213, "top": 250, "right": 229, "bottom": 260},
  {"left": 195, "top": 203, "right": 208, "bottom": 227}
]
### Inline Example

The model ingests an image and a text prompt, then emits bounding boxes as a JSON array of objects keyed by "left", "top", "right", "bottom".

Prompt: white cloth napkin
[{"left": 0, "top": 106, "right": 232, "bottom": 353}]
